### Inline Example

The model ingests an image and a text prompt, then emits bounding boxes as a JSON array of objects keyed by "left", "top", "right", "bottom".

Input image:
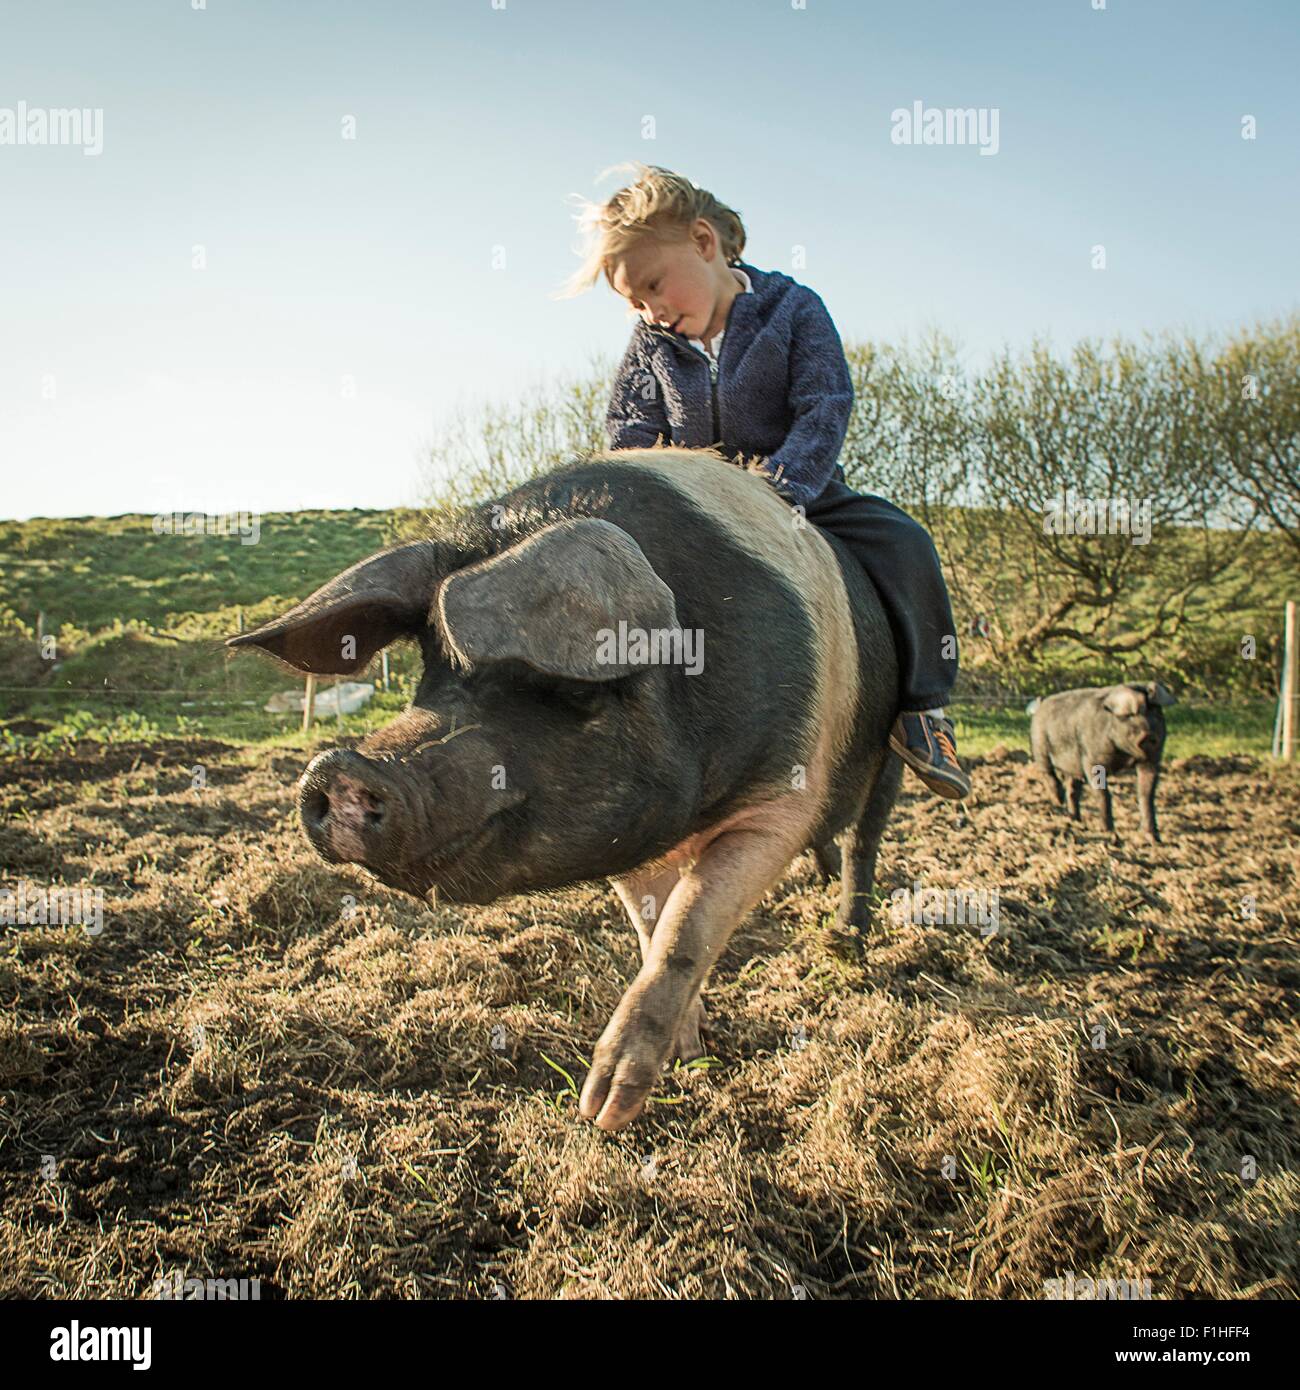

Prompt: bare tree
[
  {"left": 972, "top": 335, "right": 1253, "bottom": 661},
  {"left": 400, "top": 357, "right": 612, "bottom": 539},
  {"left": 843, "top": 334, "right": 1036, "bottom": 663},
  {"left": 1174, "top": 315, "right": 1300, "bottom": 563}
]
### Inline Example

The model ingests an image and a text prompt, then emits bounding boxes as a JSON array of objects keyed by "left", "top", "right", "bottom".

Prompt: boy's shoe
[{"left": 889, "top": 712, "right": 971, "bottom": 800}]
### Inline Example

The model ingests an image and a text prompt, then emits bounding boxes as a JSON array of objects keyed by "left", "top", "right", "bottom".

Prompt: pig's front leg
[
  {"left": 583, "top": 825, "right": 797, "bottom": 1131},
  {"left": 1137, "top": 763, "right": 1161, "bottom": 843},
  {"left": 1099, "top": 783, "right": 1115, "bottom": 834},
  {"left": 610, "top": 863, "right": 708, "bottom": 1062}
]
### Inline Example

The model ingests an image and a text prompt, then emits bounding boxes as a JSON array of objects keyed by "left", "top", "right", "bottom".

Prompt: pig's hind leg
[
  {"left": 1040, "top": 760, "right": 1067, "bottom": 809},
  {"left": 808, "top": 753, "right": 903, "bottom": 932},
  {"left": 836, "top": 751, "right": 903, "bottom": 933},
  {"left": 1033, "top": 729, "right": 1067, "bottom": 810},
  {"left": 812, "top": 839, "right": 842, "bottom": 883},
  {"left": 1137, "top": 763, "right": 1161, "bottom": 844}
]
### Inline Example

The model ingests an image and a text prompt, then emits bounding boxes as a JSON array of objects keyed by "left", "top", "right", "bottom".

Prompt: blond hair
[{"left": 556, "top": 162, "right": 747, "bottom": 299}]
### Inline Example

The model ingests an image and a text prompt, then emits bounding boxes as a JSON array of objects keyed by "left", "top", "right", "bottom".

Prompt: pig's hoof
[
  {"left": 826, "top": 920, "right": 866, "bottom": 959},
  {"left": 579, "top": 1019, "right": 668, "bottom": 1131},
  {"left": 670, "top": 997, "right": 708, "bottom": 1063},
  {"left": 839, "top": 901, "right": 874, "bottom": 937},
  {"left": 811, "top": 841, "right": 842, "bottom": 884}
]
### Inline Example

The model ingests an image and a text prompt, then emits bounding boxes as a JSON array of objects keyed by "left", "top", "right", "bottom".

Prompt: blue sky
[{"left": 1, "top": 0, "right": 1296, "bottom": 520}]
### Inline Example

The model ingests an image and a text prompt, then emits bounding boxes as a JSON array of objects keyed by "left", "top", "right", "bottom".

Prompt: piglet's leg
[
  {"left": 1099, "top": 783, "right": 1115, "bottom": 834},
  {"left": 582, "top": 819, "right": 800, "bottom": 1131},
  {"left": 1137, "top": 763, "right": 1161, "bottom": 843}
]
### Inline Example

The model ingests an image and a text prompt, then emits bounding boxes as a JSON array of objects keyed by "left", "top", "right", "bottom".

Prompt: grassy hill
[
  {"left": 0, "top": 508, "right": 411, "bottom": 637},
  {"left": 0, "top": 505, "right": 1285, "bottom": 757},
  {"left": 0, "top": 508, "right": 426, "bottom": 745}
]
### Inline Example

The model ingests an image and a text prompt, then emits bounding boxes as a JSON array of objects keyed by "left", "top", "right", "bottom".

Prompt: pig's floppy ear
[
  {"left": 226, "top": 541, "right": 440, "bottom": 675},
  {"left": 1146, "top": 681, "right": 1177, "bottom": 707},
  {"left": 438, "top": 518, "right": 678, "bottom": 681},
  {"left": 1102, "top": 685, "right": 1144, "bottom": 716}
]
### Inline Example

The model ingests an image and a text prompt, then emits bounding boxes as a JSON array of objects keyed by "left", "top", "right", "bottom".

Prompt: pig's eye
[
  {"left": 553, "top": 682, "right": 604, "bottom": 718},
  {"left": 502, "top": 665, "right": 603, "bottom": 717},
  {"left": 530, "top": 676, "right": 605, "bottom": 719}
]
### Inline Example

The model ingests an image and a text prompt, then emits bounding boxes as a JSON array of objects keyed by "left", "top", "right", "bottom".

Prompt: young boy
[{"left": 562, "top": 164, "right": 969, "bottom": 799}]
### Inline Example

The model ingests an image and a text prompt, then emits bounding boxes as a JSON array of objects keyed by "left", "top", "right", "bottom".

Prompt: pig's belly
[{"left": 655, "top": 795, "right": 812, "bottom": 870}]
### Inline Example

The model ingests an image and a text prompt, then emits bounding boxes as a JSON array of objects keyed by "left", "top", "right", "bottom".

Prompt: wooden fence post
[
  {"left": 1283, "top": 600, "right": 1297, "bottom": 761},
  {"left": 303, "top": 673, "right": 316, "bottom": 733}
]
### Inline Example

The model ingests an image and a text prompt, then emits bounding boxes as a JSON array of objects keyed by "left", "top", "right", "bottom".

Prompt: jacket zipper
[
  {"left": 648, "top": 326, "right": 721, "bottom": 447},
  {"left": 708, "top": 353, "right": 720, "bottom": 445}
]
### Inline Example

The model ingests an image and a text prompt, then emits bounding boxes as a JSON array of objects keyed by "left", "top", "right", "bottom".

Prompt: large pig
[
  {"left": 228, "top": 447, "right": 903, "bottom": 1130},
  {"left": 1028, "top": 682, "right": 1176, "bottom": 843}
]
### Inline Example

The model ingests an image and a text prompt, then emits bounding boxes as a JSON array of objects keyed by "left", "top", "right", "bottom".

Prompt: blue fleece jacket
[{"left": 604, "top": 260, "right": 853, "bottom": 511}]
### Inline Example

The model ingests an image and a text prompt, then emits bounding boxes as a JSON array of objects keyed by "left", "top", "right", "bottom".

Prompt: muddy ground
[{"left": 0, "top": 738, "right": 1296, "bottom": 1299}]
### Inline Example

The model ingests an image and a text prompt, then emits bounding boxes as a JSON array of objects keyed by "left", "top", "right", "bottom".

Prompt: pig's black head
[
  {"left": 1101, "top": 681, "right": 1176, "bottom": 762},
  {"left": 228, "top": 518, "right": 698, "bottom": 905}
]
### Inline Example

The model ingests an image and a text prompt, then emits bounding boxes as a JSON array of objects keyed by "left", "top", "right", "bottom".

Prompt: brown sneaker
[{"left": 889, "top": 712, "right": 971, "bottom": 800}]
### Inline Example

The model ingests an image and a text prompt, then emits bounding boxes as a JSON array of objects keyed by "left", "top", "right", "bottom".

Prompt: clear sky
[{"left": 1, "top": 0, "right": 1296, "bottom": 520}]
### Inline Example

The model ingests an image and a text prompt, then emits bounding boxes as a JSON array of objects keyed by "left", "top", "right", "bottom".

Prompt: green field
[
  {"left": 0, "top": 505, "right": 1288, "bottom": 760},
  {"left": 0, "top": 508, "right": 409, "bottom": 635}
]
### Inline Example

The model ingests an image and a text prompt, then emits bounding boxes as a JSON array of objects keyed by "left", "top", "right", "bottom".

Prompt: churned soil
[{"left": 1, "top": 737, "right": 1296, "bottom": 1299}]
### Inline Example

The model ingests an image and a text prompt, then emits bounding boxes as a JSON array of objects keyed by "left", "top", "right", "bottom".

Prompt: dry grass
[{"left": 0, "top": 738, "right": 1296, "bottom": 1299}]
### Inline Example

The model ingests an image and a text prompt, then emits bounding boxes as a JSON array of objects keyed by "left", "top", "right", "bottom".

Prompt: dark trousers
[{"left": 804, "top": 476, "right": 958, "bottom": 711}]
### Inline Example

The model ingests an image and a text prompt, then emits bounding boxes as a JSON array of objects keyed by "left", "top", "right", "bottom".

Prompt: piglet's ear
[
  {"left": 438, "top": 518, "right": 678, "bottom": 681},
  {"left": 226, "top": 541, "right": 440, "bottom": 675},
  {"left": 1146, "top": 681, "right": 1177, "bottom": 707}
]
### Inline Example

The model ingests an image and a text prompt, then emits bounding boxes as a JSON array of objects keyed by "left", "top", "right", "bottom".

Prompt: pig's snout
[{"left": 299, "top": 749, "right": 401, "bottom": 866}]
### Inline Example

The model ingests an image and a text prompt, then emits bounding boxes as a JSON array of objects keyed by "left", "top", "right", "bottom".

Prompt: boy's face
[{"left": 609, "top": 220, "right": 732, "bottom": 340}]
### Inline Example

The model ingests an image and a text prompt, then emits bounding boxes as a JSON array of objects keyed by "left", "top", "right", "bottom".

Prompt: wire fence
[{"left": 0, "top": 684, "right": 1268, "bottom": 710}]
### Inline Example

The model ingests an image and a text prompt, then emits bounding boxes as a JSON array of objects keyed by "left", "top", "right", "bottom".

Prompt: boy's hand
[{"left": 748, "top": 454, "right": 797, "bottom": 505}]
